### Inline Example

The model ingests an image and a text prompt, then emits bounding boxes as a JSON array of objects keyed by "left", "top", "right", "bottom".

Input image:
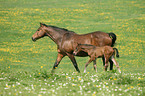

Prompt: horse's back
[
  {"left": 72, "top": 31, "right": 112, "bottom": 47},
  {"left": 91, "top": 31, "right": 112, "bottom": 46}
]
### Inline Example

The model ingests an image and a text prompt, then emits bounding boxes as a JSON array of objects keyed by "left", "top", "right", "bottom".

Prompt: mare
[
  {"left": 73, "top": 44, "right": 121, "bottom": 73},
  {"left": 32, "top": 23, "right": 117, "bottom": 73}
]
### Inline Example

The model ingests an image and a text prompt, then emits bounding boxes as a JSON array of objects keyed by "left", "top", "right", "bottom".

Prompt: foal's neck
[{"left": 81, "top": 45, "right": 95, "bottom": 52}]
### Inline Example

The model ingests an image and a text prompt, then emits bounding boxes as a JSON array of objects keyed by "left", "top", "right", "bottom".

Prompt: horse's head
[{"left": 32, "top": 23, "right": 47, "bottom": 42}]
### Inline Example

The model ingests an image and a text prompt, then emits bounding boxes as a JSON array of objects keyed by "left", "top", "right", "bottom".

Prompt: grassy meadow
[{"left": 0, "top": 0, "right": 145, "bottom": 95}]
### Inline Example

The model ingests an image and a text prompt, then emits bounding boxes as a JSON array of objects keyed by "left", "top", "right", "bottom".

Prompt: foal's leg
[
  {"left": 111, "top": 58, "right": 121, "bottom": 73},
  {"left": 51, "top": 53, "right": 65, "bottom": 73},
  {"left": 104, "top": 62, "right": 109, "bottom": 71},
  {"left": 84, "top": 58, "right": 93, "bottom": 73},
  {"left": 104, "top": 55, "right": 109, "bottom": 71},
  {"left": 93, "top": 59, "right": 97, "bottom": 72}
]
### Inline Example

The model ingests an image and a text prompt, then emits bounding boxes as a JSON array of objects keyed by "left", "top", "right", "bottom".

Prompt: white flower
[
  {"left": 19, "top": 91, "right": 22, "bottom": 94},
  {"left": 0, "top": 78, "right": 3, "bottom": 80},
  {"left": 79, "top": 86, "right": 82, "bottom": 90},
  {"left": 41, "top": 88, "right": 47, "bottom": 90},
  {"left": 63, "top": 84, "right": 66, "bottom": 86},
  {"left": 87, "top": 91, "right": 91, "bottom": 93},
  {"left": 87, "top": 82, "right": 90, "bottom": 85},
  {"left": 16, "top": 82, "right": 20, "bottom": 85}
]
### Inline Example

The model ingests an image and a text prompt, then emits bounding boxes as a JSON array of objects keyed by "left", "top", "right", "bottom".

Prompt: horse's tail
[
  {"left": 108, "top": 32, "right": 117, "bottom": 47},
  {"left": 113, "top": 48, "right": 119, "bottom": 58}
]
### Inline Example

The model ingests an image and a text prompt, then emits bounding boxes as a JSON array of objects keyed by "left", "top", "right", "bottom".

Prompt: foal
[{"left": 73, "top": 44, "right": 121, "bottom": 73}]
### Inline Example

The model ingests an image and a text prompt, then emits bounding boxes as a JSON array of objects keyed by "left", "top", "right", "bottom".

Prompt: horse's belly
[{"left": 75, "top": 51, "right": 88, "bottom": 57}]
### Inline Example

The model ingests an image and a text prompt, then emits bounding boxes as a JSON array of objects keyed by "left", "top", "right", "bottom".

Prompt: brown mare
[
  {"left": 32, "top": 23, "right": 117, "bottom": 73},
  {"left": 73, "top": 44, "right": 121, "bottom": 73}
]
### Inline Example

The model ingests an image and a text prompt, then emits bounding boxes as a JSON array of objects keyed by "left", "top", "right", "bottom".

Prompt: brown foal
[{"left": 73, "top": 44, "right": 121, "bottom": 73}]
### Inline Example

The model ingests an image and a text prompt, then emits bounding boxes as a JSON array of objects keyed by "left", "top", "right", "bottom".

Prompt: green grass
[{"left": 0, "top": 0, "right": 145, "bottom": 95}]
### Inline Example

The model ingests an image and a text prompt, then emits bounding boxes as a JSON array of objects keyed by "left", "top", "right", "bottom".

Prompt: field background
[{"left": 0, "top": 0, "right": 145, "bottom": 95}]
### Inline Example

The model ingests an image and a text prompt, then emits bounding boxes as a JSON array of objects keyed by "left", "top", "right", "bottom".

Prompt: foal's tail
[
  {"left": 108, "top": 33, "right": 117, "bottom": 47},
  {"left": 113, "top": 48, "right": 119, "bottom": 58}
]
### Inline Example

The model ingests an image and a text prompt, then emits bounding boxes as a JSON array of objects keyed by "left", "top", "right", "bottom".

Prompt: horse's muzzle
[{"left": 32, "top": 37, "right": 36, "bottom": 42}]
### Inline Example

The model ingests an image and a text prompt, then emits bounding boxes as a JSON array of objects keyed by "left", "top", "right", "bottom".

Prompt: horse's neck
[
  {"left": 45, "top": 26, "right": 76, "bottom": 47},
  {"left": 45, "top": 28, "right": 65, "bottom": 44}
]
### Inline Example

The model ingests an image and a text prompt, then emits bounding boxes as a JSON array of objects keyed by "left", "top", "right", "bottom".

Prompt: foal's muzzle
[
  {"left": 73, "top": 51, "right": 77, "bottom": 56},
  {"left": 32, "top": 37, "right": 36, "bottom": 42}
]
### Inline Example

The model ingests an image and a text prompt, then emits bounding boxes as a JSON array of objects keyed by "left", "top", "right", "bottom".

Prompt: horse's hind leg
[
  {"left": 102, "top": 56, "right": 105, "bottom": 66},
  {"left": 111, "top": 58, "right": 121, "bottom": 73},
  {"left": 109, "top": 59, "right": 113, "bottom": 70},
  {"left": 51, "top": 53, "right": 65, "bottom": 74},
  {"left": 109, "top": 51, "right": 115, "bottom": 70}
]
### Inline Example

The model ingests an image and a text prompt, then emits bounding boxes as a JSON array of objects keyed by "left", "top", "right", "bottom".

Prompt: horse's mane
[{"left": 42, "top": 23, "right": 75, "bottom": 33}]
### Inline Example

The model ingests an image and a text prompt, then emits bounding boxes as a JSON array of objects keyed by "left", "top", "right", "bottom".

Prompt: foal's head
[
  {"left": 73, "top": 44, "right": 87, "bottom": 55},
  {"left": 32, "top": 23, "right": 47, "bottom": 42},
  {"left": 73, "top": 45, "right": 81, "bottom": 55}
]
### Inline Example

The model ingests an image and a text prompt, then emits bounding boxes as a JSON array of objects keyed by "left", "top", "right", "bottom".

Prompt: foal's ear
[
  {"left": 76, "top": 43, "right": 81, "bottom": 46},
  {"left": 40, "top": 22, "right": 43, "bottom": 26},
  {"left": 78, "top": 43, "right": 81, "bottom": 46},
  {"left": 74, "top": 42, "right": 80, "bottom": 46}
]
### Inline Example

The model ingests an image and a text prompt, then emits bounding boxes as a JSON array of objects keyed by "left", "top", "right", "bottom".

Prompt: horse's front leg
[
  {"left": 102, "top": 55, "right": 105, "bottom": 66},
  {"left": 67, "top": 54, "right": 80, "bottom": 73},
  {"left": 51, "top": 53, "right": 65, "bottom": 74}
]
